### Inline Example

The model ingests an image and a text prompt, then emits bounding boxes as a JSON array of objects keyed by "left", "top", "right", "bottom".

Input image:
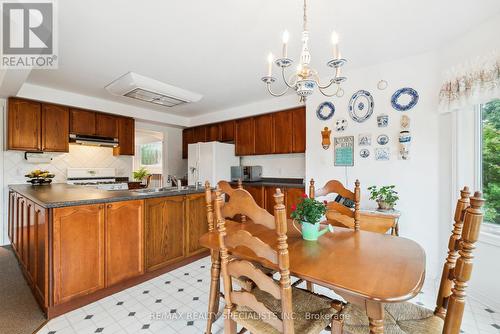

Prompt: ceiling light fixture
[{"left": 261, "top": 0, "right": 347, "bottom": 101}]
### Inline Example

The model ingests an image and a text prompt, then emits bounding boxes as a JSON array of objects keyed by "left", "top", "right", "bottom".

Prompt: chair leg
[
  {"left": 306, "top": 281, "right": 314, "bottom": 292},
  {"left": 331, "top": 317, "right": 343, "bottom": 334},
  {"left": 206, "top": 252, "right": 221, "bottom": 334},
  {"left": 224, "top": 313, "right": 237, "bottom": 334}
]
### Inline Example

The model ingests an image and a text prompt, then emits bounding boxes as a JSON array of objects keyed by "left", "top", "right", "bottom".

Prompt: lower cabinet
[
  {"left": 243, "top": 185, "right": 304, "bottom": 218},
  {"left": 243, "top": 185, "right": 265, "bottom": 207},
  {"left": 145, "top": 196, "right": 185, "bottom": 272},
  {"left": 186, "top": 193, "right": 208, "bottom": 256},
  {"left": 34, "top": 204, "right": 48, "bottom": 309},
  {"left": 53, "top": 204, "right": 106, "bottom": 305},
  {"left": 105, "top": 200, "right": 144, "bottom": 286}
]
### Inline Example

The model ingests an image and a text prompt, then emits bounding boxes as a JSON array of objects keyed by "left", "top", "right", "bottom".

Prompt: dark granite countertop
[
  {"left": 9, "top": 183, "right": 206, "bottom": 209},
  {"left": 229, "top": 178, "right": 305, "bottom": 189}
]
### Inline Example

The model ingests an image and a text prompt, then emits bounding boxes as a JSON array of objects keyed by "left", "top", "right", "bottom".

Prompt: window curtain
[{"left": 439, "top": 52, "right": 500, "bottom": 113}]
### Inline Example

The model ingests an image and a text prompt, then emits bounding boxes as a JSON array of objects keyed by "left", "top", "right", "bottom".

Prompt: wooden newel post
[
  {"left": 309, "top": 179, "right": 315, "bottom": 198},
  {"left": 274, "top": 188, "right": 294, "bottom": 334},
  {"left": 435, "top": 186, "right": 470, "bottom": 318},
  {"left": 443, "top": 192, "right": 484, "bottom": 334},
  {"left": 354, "top": 179, "right": 361, "bottom": 231},
  {"left": 237, "top": 179, "right": 243, "bottom": 189}
]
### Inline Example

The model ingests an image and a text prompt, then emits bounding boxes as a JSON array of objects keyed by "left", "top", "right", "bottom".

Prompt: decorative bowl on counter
[{"left": 25, "top": 170, "right": 55, "bottom": 186}]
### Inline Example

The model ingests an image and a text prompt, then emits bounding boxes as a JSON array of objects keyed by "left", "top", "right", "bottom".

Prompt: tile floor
[{"left": 37, "top": 257, "right": 500, "bottom": 334}]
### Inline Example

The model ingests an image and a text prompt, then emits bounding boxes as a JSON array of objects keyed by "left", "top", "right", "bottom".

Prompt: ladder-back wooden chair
[
  {"left": 214, "top": 187, "right": 342, "bottom": 334},
  {"left": 332, "top": 187, "right": 485, "bottom": 334},
  {"left": 309, "top": 179, "right": 361, "bottom": 231},
  {"left": 204, "top": 180, "right": 272, "bottom": 334}
]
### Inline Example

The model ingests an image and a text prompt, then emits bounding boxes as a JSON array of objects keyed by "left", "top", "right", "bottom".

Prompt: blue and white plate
[
  {"left": 391, "top": 87, "right": 419, "bottom": 111},
  {"left": 360, "top": 149, "right": 370, "bottom": 158},
  {"left": 316, "top": 101, "right": 335, "bottom": 121},
  {"left": 349, "top": 90, "right": 374, "bottom": 123},
  {"left": 377, "top": 134, "right": 389, "bottom": 145}
]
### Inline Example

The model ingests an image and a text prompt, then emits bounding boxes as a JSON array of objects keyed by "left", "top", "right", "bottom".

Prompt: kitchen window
[
  {"left": 479, "top": 99, "right": 500, "bottom": 235},
  {"left": 139, "top": 141, "right": 163, "bottom": 175}
]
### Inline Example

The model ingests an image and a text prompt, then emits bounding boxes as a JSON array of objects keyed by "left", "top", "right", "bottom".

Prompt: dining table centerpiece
[{"left": 291, "top": 193, "right": 332, "bottom": 241}]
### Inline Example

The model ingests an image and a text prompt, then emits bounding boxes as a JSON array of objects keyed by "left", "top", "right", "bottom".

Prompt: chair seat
[
  {"left": 339, "top": 302, "right": 444, "bottom": 334},
  {"left": 231, "top": 286, "right": 338, "bottom": 334}
]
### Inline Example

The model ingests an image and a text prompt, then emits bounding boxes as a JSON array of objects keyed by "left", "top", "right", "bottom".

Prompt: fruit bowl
[{"left": 25, "top": 170, "right": 55, "bottom": 186}]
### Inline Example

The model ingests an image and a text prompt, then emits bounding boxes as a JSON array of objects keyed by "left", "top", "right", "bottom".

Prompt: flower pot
[
  {"left": 292, "top": 221, "right": 333, "bottom": 241},
  {"left": 377, "top": 200, "right": 394, "bottom": 210}
]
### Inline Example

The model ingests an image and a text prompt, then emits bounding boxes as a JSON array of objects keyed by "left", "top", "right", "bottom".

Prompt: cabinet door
[
  {"left": 113, "top": 117, "right": 135, "bottom": 156},
  {"left": 273, "top": 110, "right": 293, "bottom": 154},
  {"left": 186, "top": 193, "right": 208, "bottom": 256},
  {"left": 254, "top": 114, "right": 274, "bottom": 155},
  {"left": 8, "top": 192, "right": 15, "bottom": 246},
  {"left": 182, "top": 128, "right": 194, "bottom": 159},
  {"left": 34, "top": 205, "right": 48, "bottom": 309},
  {"left": 285, "top": 187, "right": 305, "bottom": 218},
  {"left": 292, "top": 107, "right": 306, "bottom": 153},
  {"left": 105, "top": 200, "right": 144, "bottom": 286},
  {"left": 8, "top": 98, "right": 42, "bottom": 151},
  {"left": 206, "top": 124, "right": 221, "bottom": 142},
  {"left": 42, "top": 103, "right": 69, "bottom": 152},
  {"left": 243, "top": 185, "right": 265, "bottom": 207},
  {"left": 96, "top": 114, "right": 119, "bottom": 138},
  {"left": 193, "top": 126, "right": 207, "bottom": 143},
  {"left": 53, "top": 204, "right": 105, "bottom": 305},
  {"left": 220, "top": 120, "right": 235, "bottom": 142},
  {"left": 145, "top": 196, "right": 185, "bottom": 271},
  {"left": 14, "top": 196, "right": 22, "bottom": 254},
  {"left": 70, "top": 108, "right": 96, "bottom": 135},
  {"left": 27, "top": 200, "right": 37, "bottom": 285},
  {"left": 235, "top": 117, "right": 255, "bottom": 156},
  {"left": 20, "top": 197, "right": 29, "bottom": 268}
]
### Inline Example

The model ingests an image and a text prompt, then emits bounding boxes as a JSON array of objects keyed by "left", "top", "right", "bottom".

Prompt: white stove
[{"left": 66, "top": 168, "right": 129, "bottom": 191}]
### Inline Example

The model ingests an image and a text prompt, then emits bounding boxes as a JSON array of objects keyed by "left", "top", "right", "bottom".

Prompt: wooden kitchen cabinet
[
  {"left": 243, "top": 185, "right": 265, "bottom": 207},
  {"left": 42, "top": 103, "right": 69, "bottom": 152},
  {"left": 34, "top": 204, "right": 48, "bottom": 309},
  {"left": 105, "top": 200, "right": 144, "bottom": 286},
  {"left": 70, "top": 108, "right": 96, "bottom": 136},
  {"left": 8, "top": 98, "right": 42, "bottom": 151},
  {"left": 285, "top": 187, "right": 304, "bottom": 218},
  {"left": 292, "top": 107, "right": 306, "bottom": 153},
  {"left": 186, "top": 193, "right": 208, "bottom": 256},
  {"left": 273, "top": 110, "right": 293, "bottom": 154},
  {"left": 19, "top": 197, "right": 29, "bottom": 268},
  {"left": 113, "top": 117, "right": 135, "bottom": 156},
  {"left": 193, "top": 126, "right": 207, "bottom": 143},
  {"left": 254, "top": 114, "right": 274, "bottom": 154},
  {"left": 145, "top": 196, "right": 185, "bottom": 272},
  {"left": 220, "top": 120, "right": 235, "bottom": 142},
  {"left": 53, "top": 204, "right": 105, "bottom": 305},
  {"left": 206, "top": 123, "right": 221, "bottom": 142},
  {"left": 235, "top": 117, "right": 255, "bottom": 155},
  {"left": 182, "top": 128, "right": 194, "bottom": 159},
  {"left": 96, "top": 113, "right": 119, "bottom": 138},
  {"left": 27, "top": 200, "right": 37, "bottom": 285},
  {"left": 8, "top": 192, "right": 16, "bottom": 249}
]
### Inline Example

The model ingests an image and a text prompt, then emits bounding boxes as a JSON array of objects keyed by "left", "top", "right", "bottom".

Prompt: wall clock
[
  {"left": 349, "top": 90, "right": 374, "bottom": 123},
  {"left": 391, "top": 87, "right": 419, "bottom": 111},
  {"left": 316, "top": 101, "right": 335, "bottom": 121}
]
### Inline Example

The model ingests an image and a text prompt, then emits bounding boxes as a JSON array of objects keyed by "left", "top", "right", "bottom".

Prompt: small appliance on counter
[
  {"left": 66, "top": 168, "right": 129, "bottom": 190},
  {"left": 231, "top": 165, "right": 263, "bottom": 182},
  {"left": 188, "top": 142, "right": 240, "bottom": 186}
]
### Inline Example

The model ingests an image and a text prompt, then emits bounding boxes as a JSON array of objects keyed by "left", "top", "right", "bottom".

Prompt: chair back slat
[
  {"left": 435, "top": 186, "right": 470, "bottom": 318},
  {"left": 227, "top": 260, "right": 281, "bottom": 298},
  {"left": 310, "top": 178, "right": 361, "bottom": 231},
  {"left": 225, "top": 230, "right": 278, "bottom": 264},
  {"left": 231, "top": 291, "right": 284, "bottom": 332},
  {"left": 443, "top": 192, "right": 485, "bottom": 334},
  {"left": 222, "top": 188, "right": 275, "bottom": 230}
]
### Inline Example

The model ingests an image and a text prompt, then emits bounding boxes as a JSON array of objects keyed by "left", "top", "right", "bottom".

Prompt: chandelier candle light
[{"left": 262, "top": 0, "right": 347, "bottom": 102}]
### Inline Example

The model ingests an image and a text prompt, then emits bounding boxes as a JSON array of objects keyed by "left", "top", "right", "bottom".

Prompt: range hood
[{"left": 69, "top": 134, "right": 119, "bottom": 148}]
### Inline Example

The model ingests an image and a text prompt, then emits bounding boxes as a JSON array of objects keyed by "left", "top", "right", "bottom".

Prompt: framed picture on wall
[{"left": 334, "top": 136, "right": 354, "bottom": 166}]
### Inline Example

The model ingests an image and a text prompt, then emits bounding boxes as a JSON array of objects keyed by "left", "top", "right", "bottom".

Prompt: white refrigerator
[{"left": 187, "top": 142, "right": 240, "bottom": 186}]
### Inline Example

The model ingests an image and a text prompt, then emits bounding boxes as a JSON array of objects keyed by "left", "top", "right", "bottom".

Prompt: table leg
[
  {"left": 205, "top": 251, "right": 221, "bottom": 334},
  {"left": 365, "top": 300, "right": 384, "bottom": 334}
]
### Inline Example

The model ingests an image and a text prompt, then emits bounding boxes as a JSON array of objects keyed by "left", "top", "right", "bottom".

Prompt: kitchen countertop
[
  {"left": 229, "top": 178, "right": 305, "bottom": 189},
  {"left": 9, "top": 183, "right": 206, "bottom": 209}
]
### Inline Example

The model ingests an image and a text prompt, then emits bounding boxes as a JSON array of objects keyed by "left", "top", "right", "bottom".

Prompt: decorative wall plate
[
  {"left": 358, "top": 133, "right": 371, "bottom": 146},
  {"left": 391, "top": 87, "right": 419, "bottom": 111},
  {"left": 377, "top": 80, "right": 388, "bottom": 90},
  {"left": 349, "top": 90, "right": 374, "bottom": 123},
  {"left": 316, "top": 102, "right": 335, "bottom": 121},
  {"left": 375, "top": 147, "right": 390, "bottom": 161},
  {"left": 335, "top": 118, "right": 348, "bottom": 132},
  {"left": 377, "top": 114, "right": 389, "bottom": 127},
  {"left": 377, "top": 134, "right": 389, "bottom": 145},
  {"left": 401, "top": 115, "right": 411, "bottom": 129},
  {"left": 360, "top": 149, "right": 370, "bottom": 158}
]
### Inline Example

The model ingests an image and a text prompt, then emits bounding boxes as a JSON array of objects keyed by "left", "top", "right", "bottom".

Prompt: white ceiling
[{"left": 27, "top": 0, "right": 500, "bottom": 117}]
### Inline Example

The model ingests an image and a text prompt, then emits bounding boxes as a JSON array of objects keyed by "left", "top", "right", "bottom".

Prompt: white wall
[{"left": 241, "top": 154, "right": 305, "bottom": 179}]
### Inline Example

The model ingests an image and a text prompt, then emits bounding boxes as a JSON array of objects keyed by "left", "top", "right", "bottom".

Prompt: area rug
[{"left": 0, "top": 246, "right": 47, "bottom": 334}]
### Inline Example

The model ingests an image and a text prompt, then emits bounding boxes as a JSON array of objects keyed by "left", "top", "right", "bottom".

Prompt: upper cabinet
[
  {"left": 254, "top": 114, "right": 274, "bottom": 155},
  {"left": 42, "top": 104, "right": 70, "bottom": 152},
  {"left": 220, "top": 120, "right": 235, "bottom": 142},
  {"left": 206, "top": 123, "right": 220, "bottom": 142},
  {"left": 292, "top": 107, "right": 306, "bottom": 153},
  {"left": 69, "top": 108, "right": 96, "bottom": 136},
  {"left": 8, "top": 98, "right": 42, "bottom": 151},
  {"left": 182, "top": 128, "right": 194, "bottom": 159},
  {"left": 273, "top": 110, "right": 293, "bottom": 154},
  {"left": 113, "top": 117, "right": 135, "bottom": 156},
  {"left": 96, "top": 114, "right": 118, "bottom": 138},
  {"left": 235, "top": 117, "right": 255, "bottom": 156},
  {"left": 192, "top": 126, "right": 207, "bottom": 143}
]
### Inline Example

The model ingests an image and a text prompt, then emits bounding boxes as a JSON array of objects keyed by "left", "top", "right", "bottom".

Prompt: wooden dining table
[{"left": 199, "top": 219, "right": 426, "bottom": 334}]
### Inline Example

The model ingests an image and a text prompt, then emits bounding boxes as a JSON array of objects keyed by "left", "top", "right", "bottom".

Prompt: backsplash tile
[{"left": 4, "top": 145, "right": 133, "bottom": 185}]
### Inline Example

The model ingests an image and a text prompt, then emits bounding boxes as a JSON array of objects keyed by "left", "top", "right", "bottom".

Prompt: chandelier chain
[{"left": 303, "top": 0, "right": 307, "bottom": 31}]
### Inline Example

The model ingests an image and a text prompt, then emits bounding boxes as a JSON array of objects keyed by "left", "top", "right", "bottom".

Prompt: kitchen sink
[{"left": 131, "top": 186, "right": 193, "bottom": 194}]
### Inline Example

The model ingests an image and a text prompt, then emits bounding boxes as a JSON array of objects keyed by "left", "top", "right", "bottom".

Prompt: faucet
[{"left": 169, "top": 175, "right": 181, "bottom": 189}]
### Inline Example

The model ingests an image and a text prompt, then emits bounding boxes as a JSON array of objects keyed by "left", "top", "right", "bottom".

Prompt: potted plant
[
  {"left": 290, "top": 193, "right": 333, "bottom": 241},
  {"left": 129, "top": 167, "right": 149, "bottom": 189},
  {"left": 367, "top": 185, "right": 399, "bottom": 210}
]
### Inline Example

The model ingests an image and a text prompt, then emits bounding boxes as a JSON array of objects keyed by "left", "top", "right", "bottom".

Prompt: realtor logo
[{"left": 1, "top": 0, "right": 57, "bottom": 68}]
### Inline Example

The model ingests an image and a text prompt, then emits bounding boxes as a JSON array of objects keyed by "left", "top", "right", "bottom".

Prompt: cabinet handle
[{"left": 107, "top": 204, "right": 112, "bottom": 208}]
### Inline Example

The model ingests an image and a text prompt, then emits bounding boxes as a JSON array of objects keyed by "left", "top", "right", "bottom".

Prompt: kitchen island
[{"left": 8, "top": 184, "right": 209, "bottom": 319}]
